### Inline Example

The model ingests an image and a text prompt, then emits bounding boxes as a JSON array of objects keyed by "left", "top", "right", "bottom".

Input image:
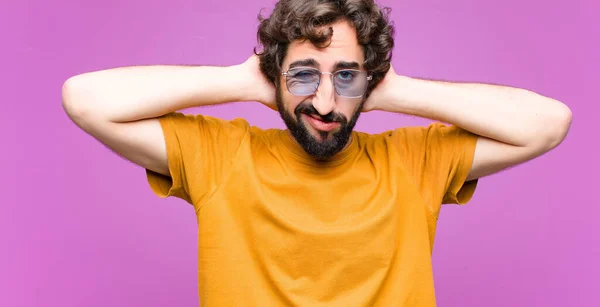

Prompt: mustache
[{"left": 294, "top": 102, "right": 348, "bottom": 125}]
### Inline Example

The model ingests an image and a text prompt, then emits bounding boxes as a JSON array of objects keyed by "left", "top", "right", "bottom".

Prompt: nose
[{"left": 312, "top": 74, "right": 336, "bottom": 116}]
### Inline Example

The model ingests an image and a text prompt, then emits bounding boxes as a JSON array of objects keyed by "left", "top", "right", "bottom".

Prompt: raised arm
[
  {"left": 364, "top": 66, "right": 573, "bottom": 181},
  {"left": 62, "top": 56, "right": 275, "bottom": 176}
]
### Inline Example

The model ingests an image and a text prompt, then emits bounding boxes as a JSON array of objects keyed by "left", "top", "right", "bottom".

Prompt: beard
[{"left": 276, "top": 87, "right": 364, "bottom": 160}]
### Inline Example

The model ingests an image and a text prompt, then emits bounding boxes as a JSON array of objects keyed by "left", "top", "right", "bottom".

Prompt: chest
[{"left": 201, "top": 151, "right": 430, "bottom": 245}]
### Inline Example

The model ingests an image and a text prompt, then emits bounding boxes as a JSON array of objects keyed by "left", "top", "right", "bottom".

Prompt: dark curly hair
[{"left": 254, "top": 0, "right": 395, "bottom": 96}]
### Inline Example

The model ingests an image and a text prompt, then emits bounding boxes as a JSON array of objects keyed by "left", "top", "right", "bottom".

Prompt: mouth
[{"left": 301, "top": 113, "right": 341, "bottom": 133}]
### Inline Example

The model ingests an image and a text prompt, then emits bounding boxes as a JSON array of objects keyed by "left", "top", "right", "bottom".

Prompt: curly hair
[{"left": 254, "top": 0, "right": 395, "bottom": 96}]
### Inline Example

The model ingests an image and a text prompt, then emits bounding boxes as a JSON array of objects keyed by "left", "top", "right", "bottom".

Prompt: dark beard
[{"left": 276, "top": 87, "right": 364, "bottom": 160}]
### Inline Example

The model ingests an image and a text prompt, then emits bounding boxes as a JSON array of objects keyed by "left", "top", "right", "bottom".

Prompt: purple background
[{"left": 1, "top": 0, "right": 598, "bottom": 306}]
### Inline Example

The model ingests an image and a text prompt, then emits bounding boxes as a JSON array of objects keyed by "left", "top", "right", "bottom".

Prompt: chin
[{"left": 299, "top": 127, "right": 348, "bottom": 159}]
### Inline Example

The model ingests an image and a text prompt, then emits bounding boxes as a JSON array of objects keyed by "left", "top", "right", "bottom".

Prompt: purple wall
[{"left": 1, "top": 0, "right": 597, "bottom": 306}]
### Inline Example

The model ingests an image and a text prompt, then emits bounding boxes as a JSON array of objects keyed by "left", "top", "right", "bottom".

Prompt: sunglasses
[{"left": 281, "top": 67, "right": 372, "bottom": 98}]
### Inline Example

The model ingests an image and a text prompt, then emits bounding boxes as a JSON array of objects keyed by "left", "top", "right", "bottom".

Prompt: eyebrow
[
  {"left": 288, "top": 59, "right": 319, "bottom": 69},
  {"left": 333, "top": 61, "right": 360, "bottom": 70},
  {"left": 287, "top": 59, "right": 361, "bottom": 71}
]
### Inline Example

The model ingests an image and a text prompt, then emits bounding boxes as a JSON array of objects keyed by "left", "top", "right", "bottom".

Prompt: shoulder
[
  {"left": 359, "top": 122, "right": 472, "bottom": 144},
  {"left": 159, "top": 112, "right": 254, "bottom": 136},
  {"left": 352, "top": 122, "right": 475, "bottom": 157}
]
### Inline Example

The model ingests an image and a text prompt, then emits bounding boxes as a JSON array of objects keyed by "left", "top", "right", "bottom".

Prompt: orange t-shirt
[{"left": 146, "top": 112, "right": 479, "bottom": 306}]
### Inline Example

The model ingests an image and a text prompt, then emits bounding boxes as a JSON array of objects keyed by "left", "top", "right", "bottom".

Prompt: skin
[
  {"left": 275, "top": 21, "right": 367, "bottom": 159},
  {"left": 267, "top": 19, "right": 573, "bottom": 181},
  {"left": 62, "top": 19, "right": 572, "bottom": 184}
]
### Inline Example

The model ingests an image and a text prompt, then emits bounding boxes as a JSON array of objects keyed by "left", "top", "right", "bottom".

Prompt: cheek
[
  {"left": 337, "top": 100, "right": 361, "bottom": 118},
  {"left": 280, "top": 89, "right": 304, "bottom": 113}
]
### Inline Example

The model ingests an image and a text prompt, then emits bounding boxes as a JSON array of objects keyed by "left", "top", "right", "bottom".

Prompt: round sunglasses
[{"left": 281, "top": 67, "right": 372, "bottom": 98}]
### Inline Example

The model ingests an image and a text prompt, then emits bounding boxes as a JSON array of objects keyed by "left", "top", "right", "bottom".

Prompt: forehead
[{"left": 282, "top": 20, "right": 364, "bottom": 70}]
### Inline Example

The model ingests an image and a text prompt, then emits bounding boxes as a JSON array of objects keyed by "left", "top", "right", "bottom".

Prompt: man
[{"left": 62, "top": 0, "right": 572, "bottom": 306}]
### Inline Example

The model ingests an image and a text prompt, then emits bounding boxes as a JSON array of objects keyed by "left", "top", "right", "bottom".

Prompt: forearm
[
  {"left": 379, "top": 75, "right": 572, "bottom": 148},
  {"left": 62, "top": 64, "right": 253, "bottom": 123}
]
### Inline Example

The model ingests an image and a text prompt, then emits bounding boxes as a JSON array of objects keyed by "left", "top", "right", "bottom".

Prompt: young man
[{"left": 62, "top": 0, "right": 572, "bottom": 306}]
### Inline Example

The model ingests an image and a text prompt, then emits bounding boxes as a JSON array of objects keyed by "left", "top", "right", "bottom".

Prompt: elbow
[
  {"left": 62, "top": 76, "right": 94, "bottom": 127},
  {"left": 62, "top": 77, "right": 81, "bottom": 120},
  {"left": 61, "top": 77, "right": 75, "bottom": 114},
  {"left": 540, "top": 100, "right": 573, "bottom": 150}
]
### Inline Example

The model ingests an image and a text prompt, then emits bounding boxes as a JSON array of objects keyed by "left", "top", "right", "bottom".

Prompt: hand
[
  {"left": 362, "top": 64, "right": 398, "bottom": 112},
  {"left": 239, "top": 55, "right": 277, "bottom": 110}
]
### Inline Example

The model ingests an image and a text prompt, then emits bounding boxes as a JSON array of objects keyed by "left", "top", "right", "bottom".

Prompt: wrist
[
  {"left": 228, "top": 57, "right": 275, "bottom": 105},
  {"left": 369, "top": 73, "right": 407, "bottom": 112},
  {"left": 223, "top": 64, "right": 257, "bottom": 102},
  {"left": 378, "top": 75, "right": 434, "bottom": 117}
]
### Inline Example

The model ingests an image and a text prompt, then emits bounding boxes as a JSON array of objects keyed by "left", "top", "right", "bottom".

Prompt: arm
[
  {"left": 366, "top": 67, "right": 573, "bottom": 181},
  {"left": 62, "top": 56, "right": 275, "bottom": 176}
]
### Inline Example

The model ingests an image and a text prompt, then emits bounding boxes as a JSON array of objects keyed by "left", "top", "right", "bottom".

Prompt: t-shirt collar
[{"left": 277, "top": 129, "right": 359, "bottom": 168}]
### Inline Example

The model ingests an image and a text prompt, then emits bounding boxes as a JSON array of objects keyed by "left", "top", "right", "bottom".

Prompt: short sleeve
[
  {"left": 391, "top": 122, "right": 479, "bottom": 218},
  {"left": 145, "top": 112, "right": 249, "bottom": 209}
]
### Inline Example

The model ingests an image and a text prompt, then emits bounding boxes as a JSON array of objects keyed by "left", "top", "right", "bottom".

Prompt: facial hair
[{"left": 276, "top": 87, "right": 364, "bottom": 160}]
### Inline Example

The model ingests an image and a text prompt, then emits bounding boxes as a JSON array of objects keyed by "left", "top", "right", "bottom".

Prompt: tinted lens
[
  {"left": 285, "top": 68, "right": 369, "bottom": 97},
  {"left": 286, "top": 68, "right": 320, "bottom": 96},
  {"left": 333, "top": 70, "right": 368, "bottom": 97}
]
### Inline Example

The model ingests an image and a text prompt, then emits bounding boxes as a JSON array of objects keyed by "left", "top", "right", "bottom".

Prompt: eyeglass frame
[{"left": 280, "top": 67, "right": 373, "bottom": 98}]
